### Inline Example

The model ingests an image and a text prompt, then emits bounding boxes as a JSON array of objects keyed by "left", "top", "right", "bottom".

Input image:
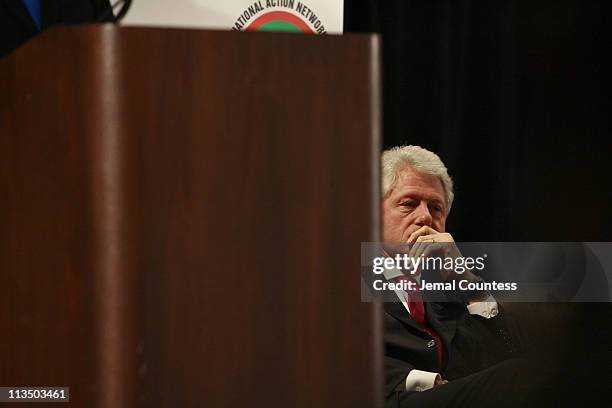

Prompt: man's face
[{"left": 382, "top": 165, "right": 448, "bottom": 242}]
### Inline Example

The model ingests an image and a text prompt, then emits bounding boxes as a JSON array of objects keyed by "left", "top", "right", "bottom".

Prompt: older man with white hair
[{"left": 381, "top": 145, "right": 541, "bottom": 407}]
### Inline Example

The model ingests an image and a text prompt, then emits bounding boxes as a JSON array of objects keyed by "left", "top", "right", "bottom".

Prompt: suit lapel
[
  {"left": 426, "top": 302, "right": 458, "bottom": 371},
  {"left": 383, "top": 301, "right": 423, "bottom": 333},
  {"left": 384, "top": 297, "right": 459, "bottom": 345},
  {"left": 386, "top": 299, "right": 461, "bottom": 371},
  {"left": 426, "top": 302, "right": 458, "bottom": 347}
]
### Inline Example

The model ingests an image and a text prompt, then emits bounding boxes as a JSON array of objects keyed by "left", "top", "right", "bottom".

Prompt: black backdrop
[
  {"left": 345, "top": 0, "right": 610, "bottom": 242},
  {"left": 345, "top": 0, "right": 612, "bottom": 403}
]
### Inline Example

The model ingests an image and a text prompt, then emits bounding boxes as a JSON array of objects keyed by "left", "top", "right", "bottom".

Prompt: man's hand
[
  {"left": 406, "top": 227, "right": 464, "bottom": 281},
  {"left": 406, "top": 228, "right": 488, "bottom": 302},
  {"left": 406, "top": 226, "right": 441, "bottom": 244}
]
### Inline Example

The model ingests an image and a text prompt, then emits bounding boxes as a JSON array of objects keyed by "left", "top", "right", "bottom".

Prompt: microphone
[{"left": 97, "top": 0, "right": 133, "bottom": 23}]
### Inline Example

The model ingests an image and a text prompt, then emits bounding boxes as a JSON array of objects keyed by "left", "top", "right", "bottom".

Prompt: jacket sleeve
[{"left": 384, "top": 356, "right": 412, "bottom": 399}]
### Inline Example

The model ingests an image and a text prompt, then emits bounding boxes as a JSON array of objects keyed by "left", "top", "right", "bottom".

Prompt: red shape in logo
[{"left": 245, "top": 11, "right": 314, "bottom": 33}]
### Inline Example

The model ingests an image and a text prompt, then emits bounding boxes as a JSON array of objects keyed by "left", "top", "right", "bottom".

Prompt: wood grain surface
[{"left": 0, "top": 25, "right": 381, "bottom": 407}]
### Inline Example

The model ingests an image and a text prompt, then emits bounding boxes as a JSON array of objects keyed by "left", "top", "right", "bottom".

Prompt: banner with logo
[{"left": 122, "top": 0, "right": 343, "bottom": 34}]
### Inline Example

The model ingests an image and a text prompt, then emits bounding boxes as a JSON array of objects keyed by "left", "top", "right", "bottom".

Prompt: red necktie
[{"left": 396, "top": 275, "right": 443, "bottom": 369}]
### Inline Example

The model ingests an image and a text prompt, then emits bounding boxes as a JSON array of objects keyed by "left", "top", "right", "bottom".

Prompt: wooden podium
[{"left": 0, "top": 25, "right": 381, "bottom": 407}]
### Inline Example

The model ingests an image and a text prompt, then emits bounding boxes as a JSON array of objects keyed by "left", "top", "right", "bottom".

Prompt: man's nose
[{"left": 414, "top": 202, "right": 433, "bottom": 226}]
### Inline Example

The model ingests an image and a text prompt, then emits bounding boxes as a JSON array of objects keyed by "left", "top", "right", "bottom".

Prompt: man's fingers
[
  {"left": 406, "top": 226, "right": 438, "bottom": 244},
  {"left": 411, "top": 233, "right": 445, "bottom": 260},
  {"left": 414, "top": 233, "right": 456, "bottom": 258},
  {"left": 407, "top": 227, "right": 439, "bottom": 268},
  {"left": 407, "top": 232, "right": 461, "bottom": 278},
  {"left": 413, "top": 242, "right": 446, "bottom": 262},
  {"left": 412, "top": 232, "right": 438, "bottom": 258},
  {"left": 415, "top": 232, "right": 454, "bottom": 243}
]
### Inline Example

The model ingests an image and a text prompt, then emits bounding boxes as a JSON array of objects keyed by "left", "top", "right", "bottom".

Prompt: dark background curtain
[
  {"left": 345, "top": 0, "right": 610, "bottom": 242},
  {"left": 345, "top": 0, "right": 611, "bottom": 402}
]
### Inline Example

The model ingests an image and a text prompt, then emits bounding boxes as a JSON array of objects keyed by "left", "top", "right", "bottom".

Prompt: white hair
[{"left": 382, "top": 145, "right": 454, "bottom": 210}]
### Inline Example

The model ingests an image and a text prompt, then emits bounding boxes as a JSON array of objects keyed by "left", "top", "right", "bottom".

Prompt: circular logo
[{"left": 245, "top": 11, "right": 314, "bottom": 33}]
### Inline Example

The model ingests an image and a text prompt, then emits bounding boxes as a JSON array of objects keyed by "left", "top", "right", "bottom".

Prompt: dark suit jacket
[
  {"left": 384, "top": 299, "right": 520, "bottom": 402},
  {"left": 0, "top": 0, "right": 113, "bottom": 58}
]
